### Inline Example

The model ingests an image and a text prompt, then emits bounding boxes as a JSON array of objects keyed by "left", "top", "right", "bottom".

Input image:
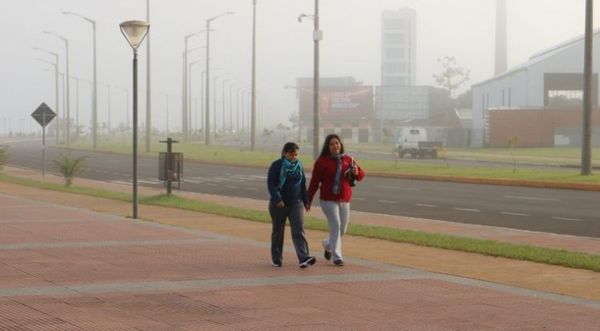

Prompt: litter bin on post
[{"left": 158, "top": 138, "right": 182, "bottom": 194}]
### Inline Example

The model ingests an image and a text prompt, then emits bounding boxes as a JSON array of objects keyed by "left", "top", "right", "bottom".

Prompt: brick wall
[{"left": 488, "top": 108, "right": 600, "bottom": 147}]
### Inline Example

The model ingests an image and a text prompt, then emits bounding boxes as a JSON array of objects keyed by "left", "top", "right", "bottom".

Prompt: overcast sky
[{"left": 0, "top": 0, "right": 596, "bottom": 134}]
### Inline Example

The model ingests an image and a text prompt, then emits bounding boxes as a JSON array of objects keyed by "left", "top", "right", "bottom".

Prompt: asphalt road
[{"left": 5, "top": 141, "right": 600, "bottom": 238}]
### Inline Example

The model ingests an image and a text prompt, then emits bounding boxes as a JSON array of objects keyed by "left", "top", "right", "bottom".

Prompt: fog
[{"left": 0, "top": 0, "right": 595, "bottom": 135}]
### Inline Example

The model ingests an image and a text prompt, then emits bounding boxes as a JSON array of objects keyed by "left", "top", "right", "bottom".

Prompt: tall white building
[{"left": 381, "top": 7, "right": 417, "bottom": 87}]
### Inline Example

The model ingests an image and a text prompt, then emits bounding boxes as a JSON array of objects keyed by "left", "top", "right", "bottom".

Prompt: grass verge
[{"left": 3, "top": 172, "right": 596, "bottom": 272}]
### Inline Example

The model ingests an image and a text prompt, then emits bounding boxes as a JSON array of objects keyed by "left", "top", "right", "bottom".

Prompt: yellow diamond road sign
[{"left": 31, "top": 102, "right": 56, "bottom": 128}]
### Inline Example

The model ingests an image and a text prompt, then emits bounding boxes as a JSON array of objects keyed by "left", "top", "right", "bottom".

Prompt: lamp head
[{"left": 119, "top": 20, "right": 150, "bottom": 50}]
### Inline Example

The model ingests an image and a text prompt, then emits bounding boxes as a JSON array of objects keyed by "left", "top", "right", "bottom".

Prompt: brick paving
[{"left": 1, "top": 188, "right": 600, "bottom": 330}]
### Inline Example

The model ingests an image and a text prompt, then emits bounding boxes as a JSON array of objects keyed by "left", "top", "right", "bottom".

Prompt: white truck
[{"left": 395, "top": 127, "right": 443, "bottom": 159}]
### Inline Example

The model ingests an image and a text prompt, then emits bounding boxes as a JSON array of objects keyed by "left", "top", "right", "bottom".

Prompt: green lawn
[{"left": 65, "top": 138, "right": 600, "bottom": 186}]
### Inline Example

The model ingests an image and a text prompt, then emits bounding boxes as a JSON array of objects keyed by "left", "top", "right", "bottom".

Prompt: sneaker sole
[{"left": 299, "top": 257, "right": 316, "bottom": 268}]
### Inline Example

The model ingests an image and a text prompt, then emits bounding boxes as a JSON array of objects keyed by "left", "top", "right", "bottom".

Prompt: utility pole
[
  {"left": 251, "top": 0, "right": 257, "bottom": 150},
  {"left": 313, "top": 0, "right": 321, "bottom": 160},
  {"left": 581, "top": 0, "right": 593, "bottom": 175},
  {"left": 146, "top": 0, "right": 152, "bottom": 152}
]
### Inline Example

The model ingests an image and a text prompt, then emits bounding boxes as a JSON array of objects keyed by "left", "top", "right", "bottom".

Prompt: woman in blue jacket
[{"left": 267, "top": 142, "right": 316, "bottom": 268}]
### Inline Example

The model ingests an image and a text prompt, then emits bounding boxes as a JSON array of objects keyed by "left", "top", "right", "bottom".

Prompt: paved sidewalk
[{"left": 0, "top": 191, "right": 599, "bottom": 330}]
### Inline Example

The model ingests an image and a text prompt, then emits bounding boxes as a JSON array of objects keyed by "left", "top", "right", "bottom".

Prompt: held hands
[
  {"left": 276, "top": 201, "right": 285, "bottom": 208},
  {"left": 304, "top": 202, "right": 311, "bottom": 212}
]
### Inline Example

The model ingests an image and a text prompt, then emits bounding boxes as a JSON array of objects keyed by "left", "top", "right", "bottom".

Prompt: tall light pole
[
  {"left": 146, "top": 0, "right": 152, "bottom": 152},
  {"left": 205, "top": 11, "right": 234, "bottom": 145},
  {"left": 299, "top": 0, "right": 321, "bottom": 160},
  {"left": 63, "top": 11, "right": 97, "bottom": 149},
  {"left": 120, "top": 20, "right": 150, "bottom": 220},
  {"left": 251, "top": 0, "right": 257, "bottom": 150},
  {"left": 44, "top": 31, "right": 71, "bottom": 147},
  {"left": 182, "top": 31, "right": 204, "bottom": 141},
  {"left": 103, "top": 83, "right": 112, "bottom": 134},
  {"left": 222, "top": 78, "right": 230, "bottom": 132},
  {"left": 189, "top": 59, "right": 202, "bottom": 136},
  {"left": 582, "top": 0, "right": 593, "bottom": 175},
  {"left": 34, "top": 48, "right": 59, "bottom": 143}
]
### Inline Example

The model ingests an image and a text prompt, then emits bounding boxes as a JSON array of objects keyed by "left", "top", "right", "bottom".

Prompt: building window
[
  {"left": 384, "top": 19, "right": 406, "bottom": 30},
  {"left": 385, "top": 48, "right": 405, "bottom": 59},
  {"left": 384, "top": 33, "right": 406, "bottom": 44}
]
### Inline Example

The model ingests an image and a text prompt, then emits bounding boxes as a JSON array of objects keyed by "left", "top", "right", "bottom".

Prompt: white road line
[
  {"left": 552, "top": 216, "right": 583, "bottom": 222},
  {"left": 500, "top": 212, "right": 529, "bottom": 217},
  {"left": 377, "top": 185, "right": 416, "bottom": 191},
  {"left": 378, "top": 200, "right": 398, "bottom": 204},
  {"left": 416, "top": 203, "right": 438, "bottom": 208},
  {"left": 453, "top": 207, "right": 480, "bottom": 213},
  {"left": 503, "top": 195, "right": 560, "bottom": 202}
]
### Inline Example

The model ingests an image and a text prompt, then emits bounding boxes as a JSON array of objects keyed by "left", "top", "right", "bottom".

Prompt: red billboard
[{"left": 299, "top": 86, "right": 373, "bottom": 122}]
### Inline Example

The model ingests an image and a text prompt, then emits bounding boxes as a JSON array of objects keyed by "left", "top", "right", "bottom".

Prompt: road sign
[{"left": 31, "top": 102, "right": 56, "bottom": 128}]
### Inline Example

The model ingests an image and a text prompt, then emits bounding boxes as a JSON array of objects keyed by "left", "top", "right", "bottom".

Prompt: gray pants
[
  {"left": 269, "top": 201, "right": 310, "bottom": 264},
  {"left": 320, "top": 200, "right": 350, "bottom": 261}
]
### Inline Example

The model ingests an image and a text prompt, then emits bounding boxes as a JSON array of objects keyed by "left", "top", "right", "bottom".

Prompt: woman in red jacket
[{"left": 307, "top": 134, "right": 365, "bottom": 266}]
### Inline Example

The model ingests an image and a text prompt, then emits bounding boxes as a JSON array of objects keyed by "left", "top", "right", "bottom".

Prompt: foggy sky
[{"left": 0, "top": 0, "right": 595, "bottom": 134}]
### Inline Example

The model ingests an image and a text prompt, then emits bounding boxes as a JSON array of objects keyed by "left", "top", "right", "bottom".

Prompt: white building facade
[{"left": 381, "top": 8, "right": 417, "bottom": 87}]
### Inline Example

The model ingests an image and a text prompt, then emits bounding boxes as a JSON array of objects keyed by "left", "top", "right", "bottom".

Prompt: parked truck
[{"left": 395, "top": 127, "right": 443, "bottom": 159}]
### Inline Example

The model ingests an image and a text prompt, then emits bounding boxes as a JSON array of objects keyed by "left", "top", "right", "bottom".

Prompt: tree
[{"left": 433, "top": 56, "right": 471, "bottom": 99}]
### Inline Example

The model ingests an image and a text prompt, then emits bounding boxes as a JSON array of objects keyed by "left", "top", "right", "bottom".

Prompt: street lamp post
[
  {"left": 205, "top": 11, "right": 234, "bottom": 145},
  {"left": 299, "top": 0, "right": 321, "bottom": 160},
  {"left": 44, "top": 31, "right": 71, "bottom": 147},
  {"left": 582, "top": 0, "right": 593, "bottom": 175},
  {"left": 188, "top": 59, "right": 202, "bottom": 136},
  {"left": 34, "top": 48, "right": 60, "bottom": 143},
  {"left": 183, "top": 31, "right": 204, "bottom": 141},
  {"left": 251, "top": 0, "right": 257, "bottom": 150},
  {"left": 222, "top": 79, "right": 230, "bottom": 132},
  {"left": 146, "top": 0, "right": 152, "bottom": 153},
  {"left": 120, "top": 20, "right": 150, "bottom": 220},
  {"left": 63, "top": 11, "right": 97, "bottom": 149}
]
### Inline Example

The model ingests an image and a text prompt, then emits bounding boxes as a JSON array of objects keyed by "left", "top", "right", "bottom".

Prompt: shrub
[{"left": 53, "top": 153, "right": 87, "bottom": 187}]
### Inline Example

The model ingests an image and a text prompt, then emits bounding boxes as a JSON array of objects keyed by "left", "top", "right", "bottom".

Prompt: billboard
[{"left": 299, "top": 86, "right": 373, "bottom": 122}]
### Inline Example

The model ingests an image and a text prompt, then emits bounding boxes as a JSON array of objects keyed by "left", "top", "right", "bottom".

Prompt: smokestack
[{"left": 495, "top": 0, "right": 507, "bottom": 75}]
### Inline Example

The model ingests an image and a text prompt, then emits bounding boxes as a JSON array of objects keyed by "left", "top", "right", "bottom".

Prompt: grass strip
[
  {"left": 141, "top": 194, "right": 600, "bottom": 272},
  {"left": 1, "top": 173, "right": 599, "bottom": 272}
]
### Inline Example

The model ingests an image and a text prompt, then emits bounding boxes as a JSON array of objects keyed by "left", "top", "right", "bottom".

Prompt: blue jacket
[{"left": 267, "top": 158, "right": 308, "bottom": 206}]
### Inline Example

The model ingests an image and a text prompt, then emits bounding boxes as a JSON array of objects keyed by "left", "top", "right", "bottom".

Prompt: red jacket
[{"left": 308, "top": 154, "right": 365, "bottom": 203}]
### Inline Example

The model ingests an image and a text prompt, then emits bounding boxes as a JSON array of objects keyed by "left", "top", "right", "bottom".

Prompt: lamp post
[
  {"left": 188, "top": 59, "right": 202, "bottom": 136},
  {"left": 63, "top": 11, "right": 97, "bottom": 149},
  {"left": 221, "top": 78, "right": 230, "bottom": 132},
  {"left": 44, "top": 31, "right": 71, "bottom": 147},
  {"left": 34, "top": 48, "right": 60, "bottom": 143},
  {"left": 299, "top": 0, "right": 321, "bottom": 160},
  {"left": 582, "top": 0, "right": 593, "bottom": 175},
  {"left": 205, "top": 11, "right": 234, "bottom": 145},
  {"left": 146, "top": 0, "right": 152, "bottom": 153},
  {"left": 251, "top": 0, "right": 257, "bottom": 150},
  {"left": 120, "top": 20, "right": 150, "bottom": 220},
  {"left": 182, "top": 31, "right": 204, "bottom": 141}
]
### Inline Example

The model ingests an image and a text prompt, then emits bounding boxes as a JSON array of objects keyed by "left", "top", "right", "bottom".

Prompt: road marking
[
  {"left": 453, "top": 207, "right": 480, "bottom": 213},
  {"left": 416, "top": 203, "right": 438, "bottom": 208},
  {"left": 503, "top": 195, "right": 560, "bottom": 202},
  {"left": 378, "top": 200, "right": 398, "bottom": 204},
  {"left": 378, "top": 185, "right": 416, "bottom": 191},
  {"left": 500, "top": 212, "right": 529, "bottom": 217},
  {"left": 552, "top": 216, "right": 583, "bottom": 222}
]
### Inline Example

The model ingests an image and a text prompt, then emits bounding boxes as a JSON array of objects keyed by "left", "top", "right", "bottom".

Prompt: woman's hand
[
  {"left": 304, "top": 203, "right": 311, "bottom": 212},
  {"left": 276, "top": 201, "right": 285, "bottom": 208},
  {"left": 352, "top": 162, "right": 359, "bottom": 176}
]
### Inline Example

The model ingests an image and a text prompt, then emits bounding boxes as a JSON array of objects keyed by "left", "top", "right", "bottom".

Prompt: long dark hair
[
  {"left": 319, "top": 134, "right": 345, "bottom": 157},
  {"left": 281, "top": 142, "right": 299, "bottom": 156}
]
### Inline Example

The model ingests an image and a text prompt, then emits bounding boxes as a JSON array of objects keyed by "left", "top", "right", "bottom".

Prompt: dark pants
[{"left": 269, "top": 201, "right": 310, "bottom": 264}]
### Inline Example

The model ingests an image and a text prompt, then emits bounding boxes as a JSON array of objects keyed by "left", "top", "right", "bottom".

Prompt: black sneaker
[
  {"left": 299, "top": 256, "right": 316, "bottom": 268},
  {"left": 324, "top": 250, "right": 331, "bottom": 261},
  {"left": 333, "top": 259, "right": 344, "bottom": 266},
  {"left": 272, "top": 261, "right": 282, "bottom": 267}
]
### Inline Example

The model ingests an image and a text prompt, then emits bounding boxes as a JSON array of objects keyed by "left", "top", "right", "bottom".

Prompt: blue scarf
[
  {"left": 332, "top": 153, "right": 344, "bottom": 195},
  {"left": 279, "top": 157, "right": 303, "bottom": 189}
]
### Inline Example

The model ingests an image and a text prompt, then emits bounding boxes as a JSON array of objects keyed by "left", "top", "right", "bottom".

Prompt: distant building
[
  {"left": 381, "top": 7, "right": 416, "bottom": 87},
  {"left": 472, "top": 30, "right": 600, "bottom": 147}
]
